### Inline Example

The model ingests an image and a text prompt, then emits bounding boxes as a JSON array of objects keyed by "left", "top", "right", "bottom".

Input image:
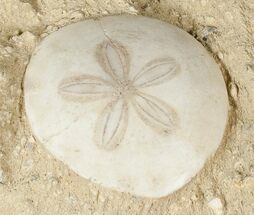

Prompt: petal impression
[
  {"left": 94, "top": 98, "right": 128, "bottom": 150},
  {"left": 96, "top": 40, "right": 130, "bottom": 82},
  {"left": 133, "top": 57, "right": 180, "bottom": 88},
  {"left": 132, "top": 92, "right": 178, "bottom": 134},
  {"left": 59, "top": 75, "right": 114, "bottom": 102}
]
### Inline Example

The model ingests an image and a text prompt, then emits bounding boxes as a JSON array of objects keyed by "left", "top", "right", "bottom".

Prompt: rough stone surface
[
  {"left": 24, "top": 15, "right": 228, "bottom": 198},
  {"left": 0, "top": 0, "right": 253, "bottom": 214}
]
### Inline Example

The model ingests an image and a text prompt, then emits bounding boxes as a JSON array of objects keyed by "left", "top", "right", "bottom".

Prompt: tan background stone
[{"left": 0, "top": 0, "right": 253, "bottom": 214}]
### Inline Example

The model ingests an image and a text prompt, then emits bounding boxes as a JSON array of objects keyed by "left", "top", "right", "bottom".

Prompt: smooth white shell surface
[{"left": 24, "top": 15, "right": 228, "bottom": 198}]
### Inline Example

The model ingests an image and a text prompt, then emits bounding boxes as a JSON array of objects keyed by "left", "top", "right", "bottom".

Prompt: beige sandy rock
[{"left": 0, "top": 0, "right": 253, "bottom": 214}]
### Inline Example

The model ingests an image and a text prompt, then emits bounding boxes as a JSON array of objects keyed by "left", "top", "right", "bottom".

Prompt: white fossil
[{"left": 24, "top": 15, "right": 229, "bottom": 198}]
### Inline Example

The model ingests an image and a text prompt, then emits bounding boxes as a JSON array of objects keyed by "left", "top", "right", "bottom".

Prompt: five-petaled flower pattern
[{"left": 59, "top": 40, "right": 180, "bottom": 150}]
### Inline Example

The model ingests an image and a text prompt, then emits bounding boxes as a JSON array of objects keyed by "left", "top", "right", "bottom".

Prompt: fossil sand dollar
[{"left": 24, "top": 15, "right": 229, "bottom": 198}]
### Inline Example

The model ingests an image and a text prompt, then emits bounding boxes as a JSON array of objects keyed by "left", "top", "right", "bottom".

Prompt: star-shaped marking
[{"left": 59, "top": 40, "right": 180, "bottom": 150}]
